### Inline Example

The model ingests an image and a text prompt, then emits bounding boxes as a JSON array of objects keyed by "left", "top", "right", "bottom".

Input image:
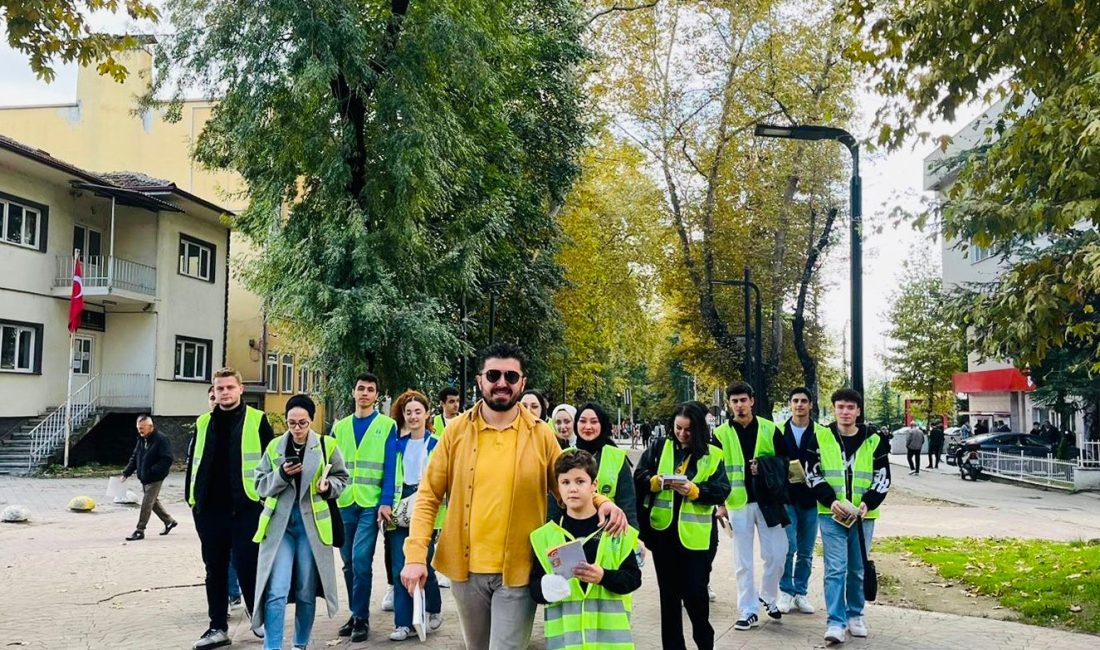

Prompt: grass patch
[
  {"left": 39, "top": 460, "right": 188, "bottom": 478},
  {"left": 877, "top": 536, "right": 1100, "bottom": 633}
]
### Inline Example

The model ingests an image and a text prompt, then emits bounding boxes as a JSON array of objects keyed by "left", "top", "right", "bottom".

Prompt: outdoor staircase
[{"left": 0, "top": 407, "right": 103, "bottom": 476}]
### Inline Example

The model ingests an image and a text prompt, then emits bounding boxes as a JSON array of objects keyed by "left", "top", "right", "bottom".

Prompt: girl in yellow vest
[
  {"left": 530, "top": 450, "right": 642, "bottom": 649},
  {"left": 634, "top": 402, "right": 730, "bottom": 650},
  {"left": 379, "top": 390, "right": 445, "bottom": 640},
  {"left": 252, "top": 394, "right": 350, "bottom": 650}
]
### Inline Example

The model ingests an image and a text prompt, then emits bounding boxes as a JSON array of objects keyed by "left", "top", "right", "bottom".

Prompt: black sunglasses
[{"left": 481, "top": 369, "right": 523, "bottom": 384}]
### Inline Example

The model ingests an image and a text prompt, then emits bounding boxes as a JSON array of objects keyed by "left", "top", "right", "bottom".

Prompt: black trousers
[
  {"left": 193, "top": 501, "right": 263, "bottom": 631},
  {"left": 928, "top": 448, "right": 942, "bottom": 468},
  {"left": 907, "top": 449, "right": 921, "bottom": 472},
  {"left": 384, "top": 528, "right": 393, "bottom": 586},
  {"left": 652, "top": 544, "right": 714, "bottom": 650}
]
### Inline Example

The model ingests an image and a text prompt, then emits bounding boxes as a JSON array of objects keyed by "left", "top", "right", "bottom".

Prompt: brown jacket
[{"left": 404, "top": 403, "right": 573, "bottom": 587}]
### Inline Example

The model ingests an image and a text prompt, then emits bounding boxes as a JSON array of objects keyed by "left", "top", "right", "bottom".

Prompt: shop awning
[{"left": 952, "top": 368, "right": 1033, "bottom": 394}]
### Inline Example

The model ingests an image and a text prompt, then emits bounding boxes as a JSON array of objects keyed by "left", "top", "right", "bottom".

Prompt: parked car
[{"left": 947, "top": 432, "right": 1054, "bottom": 465}]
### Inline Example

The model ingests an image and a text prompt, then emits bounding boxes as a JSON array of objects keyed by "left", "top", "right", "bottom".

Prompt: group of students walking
[{"left": 174, "top": 342, "right": 888, "bottom": 650}]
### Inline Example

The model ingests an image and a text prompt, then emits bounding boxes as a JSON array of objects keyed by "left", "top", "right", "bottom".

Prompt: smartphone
[{"left": 283, "top": 455, "right": 301, "bottom": 466}]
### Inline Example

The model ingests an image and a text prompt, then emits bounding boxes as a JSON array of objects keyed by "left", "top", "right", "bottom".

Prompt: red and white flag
[{"left": 68, "top": 256, "right": 84, "bottom": 333}]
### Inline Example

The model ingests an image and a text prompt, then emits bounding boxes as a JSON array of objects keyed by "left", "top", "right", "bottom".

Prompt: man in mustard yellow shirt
[{"left": 401, "top": 342, "right": 628, "bottom": 649}]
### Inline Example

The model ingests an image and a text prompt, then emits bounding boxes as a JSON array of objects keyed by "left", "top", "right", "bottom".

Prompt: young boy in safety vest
[
  {"left": 529, "top": 450, "right": 642, "bottom": 650},
  {"left": 804, "top": 388, "right": 891, "bottom": 645}
]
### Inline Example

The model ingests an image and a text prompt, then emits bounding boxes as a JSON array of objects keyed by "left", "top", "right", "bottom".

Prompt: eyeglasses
[
  {"left": 480, "top": 369, "right": 523, "bottom": 384},
  {"left": 287, "top": 419, "right": 310, "bottom": 429}
]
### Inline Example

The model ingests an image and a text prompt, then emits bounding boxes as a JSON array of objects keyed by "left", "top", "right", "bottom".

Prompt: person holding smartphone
[
  {"left": 251, "top": 395, "right": 349, "bottom": 650},
  {"left": 634, "top": 402, "right": 729, "bottom": 650}
]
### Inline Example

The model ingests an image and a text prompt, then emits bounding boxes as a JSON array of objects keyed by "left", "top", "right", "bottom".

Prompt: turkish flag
[{"left": 68, "top": 257, "right": 84, "bottom": 333}]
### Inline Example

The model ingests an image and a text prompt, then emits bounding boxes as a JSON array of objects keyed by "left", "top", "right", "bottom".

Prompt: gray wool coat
[{"left": 252, "top": 431, "right": 349, "bottom": 634}]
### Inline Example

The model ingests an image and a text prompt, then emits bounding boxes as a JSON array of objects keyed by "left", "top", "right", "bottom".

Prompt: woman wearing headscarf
[
  {"left": 634, "top": 401, "right": 729, "bottom": 650},
  {"left": 549, "top": 403, "right": 577, "bottom": 449},
  {"left": 547, "top": 402, "right": 638, "bottom": 530},
  {"left": 252, "top": 394, "right": 349, "bottom": 650}
]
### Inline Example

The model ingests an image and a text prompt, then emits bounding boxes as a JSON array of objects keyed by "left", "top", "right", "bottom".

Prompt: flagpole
[{"left": 64, "top": 329, "right": 75, "bottom": 468}]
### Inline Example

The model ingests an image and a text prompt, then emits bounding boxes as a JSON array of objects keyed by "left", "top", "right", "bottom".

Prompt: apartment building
[{"left": 0, "top": 42, "right": 325, "bottom": 431}]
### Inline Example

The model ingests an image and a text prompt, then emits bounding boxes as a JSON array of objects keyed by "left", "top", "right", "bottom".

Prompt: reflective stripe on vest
[
  {"left": 712, "top": 417, "right": 776, "bottom": 510},
  {"left": 253, "top": 434, "right": 336, "bottom": 545},
  {"left": 333, "top": 413, "right": 393, "bottom": 508},
  {"left": 816, "top": 428, "right": 881, "bottom": 519},
  {"left": 648, "top": 439, "right": 722, "bottom": 551},
  {"left": 530, "top": 522, "right": 638, "bottom": 650},
  {"left": 392, "top": 435, "right": 445, "bottom": 530},
  {"left": 189, "top": 406, "right": 264, "bottom": 506}
]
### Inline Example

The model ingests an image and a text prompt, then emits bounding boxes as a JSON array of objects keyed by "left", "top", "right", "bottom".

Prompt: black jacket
[
  {"left": 753, "top": 455, "right": 791, "bottom": 528},
  {"left": 184, "top": 403, "right": 274, "bottom": 511},
  {"left": 123, "top": 430, "right": 173, "bottom": 484},
  {"left": 804, "top": 423, "right": 891, "bottom": 512},
  {"left": 782, "top": 419, "right": 822, "bottom": 510},
  {"left": 633, "top": 437, "right": 730, "bottom": 550}
]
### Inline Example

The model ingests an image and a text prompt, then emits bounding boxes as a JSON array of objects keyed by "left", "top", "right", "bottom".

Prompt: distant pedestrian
[
  {"left": 928, "top": 423, "right": 945, "bottom": 469},
  {"left": 252, "top": 395, "right": 349, "bottom": 650},
  {"left": 905, "top": 427, "right": 925, "bottom": 475},
  {"left": 994, "top": 420, "right": 1010, "bottom": 433},
  {"left": 121, "top": 415, "right": 178, "bottom": 541},
  {"left": 641, "top": 420, "right": 653, "bottom": 448},
  {"left": 973, "top": 420, "right": 989, "bottom": 435}
]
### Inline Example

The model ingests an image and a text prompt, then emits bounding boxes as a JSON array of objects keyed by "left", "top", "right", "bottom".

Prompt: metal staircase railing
[{"left": 26, "top": 375, "right": 99, "bottom": 472}]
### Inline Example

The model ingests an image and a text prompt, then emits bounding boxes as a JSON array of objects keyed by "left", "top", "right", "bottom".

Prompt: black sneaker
[
  {"left": 160, "top": 520, "right": 178, "bottom": 535},
  {"left": 351, "top": 618, "right": 370, "bottom": 642},
  {"left": 762, "top": 598, "right": 783, "bottom": 620},
  {"left": 338, "top": 616, "right": 356, "bottom": 637},
  {"left": 734, "top": 614, "right": 759, "bottom": 630},
  {"left": 192, "top": 628, "right": 230, "bottom": 649},
  {"left": 125, "top": 530, "right": 144, "bottom": 541}
]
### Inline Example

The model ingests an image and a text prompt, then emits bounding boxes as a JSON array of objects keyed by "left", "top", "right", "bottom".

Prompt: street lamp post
[
  {"left": 710, "top": 267, "right": 764, "bottom": 413},
  {"left": 753, "top": 123, "right": 863, "bottom": 398},
  {"left": 486, "top": 279, "right": 508, "bottom": 345}
]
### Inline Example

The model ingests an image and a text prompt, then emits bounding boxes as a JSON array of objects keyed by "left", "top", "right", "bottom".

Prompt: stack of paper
[{"left": 412, "top": 585, "right": 427, "bottom": 641}]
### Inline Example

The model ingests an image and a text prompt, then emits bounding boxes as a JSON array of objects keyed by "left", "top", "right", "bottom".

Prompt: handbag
[
  {"left": 393, "top": 436, "right": 431, "bottom": 528},
  {"left": 319, "top": 435, "right": 345, "bottom": 548},
  {"left": 856, "top": 515, "right": 877, "bottom": 601}
]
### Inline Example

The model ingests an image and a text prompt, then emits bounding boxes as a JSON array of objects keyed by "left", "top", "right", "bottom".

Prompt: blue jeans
[
  {"left": 388, "top": 507, "right": 441, "bottom": 628},
  {"left": 340, "top": 504, "right": 380, "bottom": 620},
  {"left": 818, "top": 514, "right": 875, "bottom": 628},
  {"left": 227, "top": 557, "right": 241, "bottom": 602},
  {"left": 780, "top": 504, "right": 819, "bottom": 597},
  {"left": 264, "top": 506, "right": 318, "bottom": 650}
]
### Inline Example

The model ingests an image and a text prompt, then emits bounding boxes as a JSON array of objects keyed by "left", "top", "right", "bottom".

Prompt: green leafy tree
[
  {"left": 883, "top": 267, "right": 965, "bottom": 427},
  {"left": 148, "top": 0, "right": 589, "bottom": 403},
  {"left": 847, "top": 0, "right": 1100, "bottom": 373},
  {"left": 0, "top": 0, "right": 159, "bottom": 81}
]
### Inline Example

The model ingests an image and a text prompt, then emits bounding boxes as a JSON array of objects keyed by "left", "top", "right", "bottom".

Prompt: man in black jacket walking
[{"left": 121, "top": 415, "right": 177, "bottom": 541}]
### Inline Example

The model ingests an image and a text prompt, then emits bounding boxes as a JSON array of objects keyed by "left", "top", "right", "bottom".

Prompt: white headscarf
[{"left": 550, "top": 404, "right": 577, "bottom": 446}]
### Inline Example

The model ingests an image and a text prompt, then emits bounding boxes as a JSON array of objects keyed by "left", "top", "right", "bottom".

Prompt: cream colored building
[{"left": 0, "top": 44, "right": 324, "bottom": 427}]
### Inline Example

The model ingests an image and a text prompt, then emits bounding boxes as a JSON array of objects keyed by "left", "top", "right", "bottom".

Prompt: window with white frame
[
  {"left": 298, "top": 364, "right": 309, "bottom": 394},
  {"left": 969, "top": 242, "right": 994, "bottom": 263},
  {"left": 1, "top": 196, "right": 43, "bottom": 250},
  {"left": 312, "top": 370, "right": 322, "bottom": 394},
  {"left": 0, "top": 320, "right": 41, "bottom": 373},
  {"left": 178, "top": 234, "right": 215, "bottom": 282},
  {"left": 266, "top": 353, "right": 278, "bottom": 392},
  {"left": 174, "top": 336, "right": 211, "bottom": 381},
  {"left": 281, "top": 354, "right": 294, "bottom": 393}
]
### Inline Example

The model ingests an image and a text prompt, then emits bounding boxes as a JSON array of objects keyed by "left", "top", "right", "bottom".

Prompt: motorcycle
[{"left": 958, "top": 449, "right": 983, "bottom": 481}]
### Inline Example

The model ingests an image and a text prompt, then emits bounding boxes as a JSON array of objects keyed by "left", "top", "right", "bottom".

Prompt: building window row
[
  {"left": 266, "top": 351, "right": 321, "bottom": 395},
  {"left": 0, "top": 320, "right": 41, "bottom": 373},
  {"left": 0, "top": 192, "right": 48, "bottom": 252}
]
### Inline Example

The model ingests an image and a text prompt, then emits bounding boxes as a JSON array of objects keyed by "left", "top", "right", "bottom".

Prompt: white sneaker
[
  {"left": 777, "top": 591, "right": 793, "bottom": 613},
  {"left": 794, "top": 594, "right": 816, "bottom": 614},
  {"left": 825, "top": 625, "right": 847, "bottom": 643},
  {"left": 708, "top": 586, "right": 717, "bottom": 602},
  {"left": 382, "top": 584, "right": 395, "bottom": 612},
  {"left": 389, "top": 626, "right": 412, "bottom": 641},
  {"left": 437, "top": 574, "right": 451, "bottom": 588},
  {"left": 848, "top": 616, "right": 868, "bottom": 637},
  {"left": 428, "top": 612, "right": 443, "bottom": 631}
]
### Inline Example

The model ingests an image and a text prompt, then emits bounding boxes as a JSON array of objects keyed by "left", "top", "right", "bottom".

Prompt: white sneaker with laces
[
  {"left": 777, "top": 591, "right": 793, "bottom": 613},
  {"left": 848, "top": 616, "right": 868, "bottom": 637},
  {"left": 794, "top": 594, "right": 816, "bottom": 614},
  {"left": 824, "top": 625, "right": 847, "bottom": 643},
  {"left": 382, "top": 584, "right": 395, "bottom": 612},
  {"left": 389, "top": 626, "right": 412, "bottom": 641},
  {"left": 429, "top": 612, "right": 443, "bottom": 631}
]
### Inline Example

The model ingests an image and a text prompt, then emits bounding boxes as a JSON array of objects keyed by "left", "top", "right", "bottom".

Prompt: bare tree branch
[{"left": 587, "top": 1, "right": 661, "bottom": 26}]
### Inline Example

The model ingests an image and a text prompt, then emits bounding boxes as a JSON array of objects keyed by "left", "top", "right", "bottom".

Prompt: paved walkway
[{"left": 2, "top": 471, "right": 1098, "bottom": 649}]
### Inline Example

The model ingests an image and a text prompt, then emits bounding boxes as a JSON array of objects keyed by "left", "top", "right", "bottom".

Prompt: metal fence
[
  {"left": 54, "top": 255, "right": 157, "bottom": 296},
  {"left": 26, "top": 376, "right": 99, "bottom": 472},
  {"left": 1079, "top": 441, "right": 1100, "bottom": 469},
  {"left": 975, "top": 450, "right": 1076, "bottom": 490}
]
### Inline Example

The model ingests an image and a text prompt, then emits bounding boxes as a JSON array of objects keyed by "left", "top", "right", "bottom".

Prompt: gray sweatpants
[
  {"left": 136, "top": 480, "right": 175, "bottom": 532},
  {"left": 450, "top": 573, "right": 536, "bottom": 650}
]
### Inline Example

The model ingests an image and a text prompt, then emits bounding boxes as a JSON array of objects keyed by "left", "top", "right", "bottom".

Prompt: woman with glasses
[
  {"left": 379, "top": 390, "right": 445, "bottom": 640},
  {"left": 634, "top": 402, "right": 729, "bottom": 650},
  {"left": 252, "top": 394, "right": 349, "bottom": 650}
]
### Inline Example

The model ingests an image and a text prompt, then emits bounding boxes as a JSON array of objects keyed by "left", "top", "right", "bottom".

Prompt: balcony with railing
[{"left": 53, "top": 255, "right": 157, "bottom": 302}]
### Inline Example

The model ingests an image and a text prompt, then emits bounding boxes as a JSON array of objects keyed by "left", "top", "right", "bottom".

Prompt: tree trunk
[{"left": 792, "top": 207, "right": 838, "bottom": 418}]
